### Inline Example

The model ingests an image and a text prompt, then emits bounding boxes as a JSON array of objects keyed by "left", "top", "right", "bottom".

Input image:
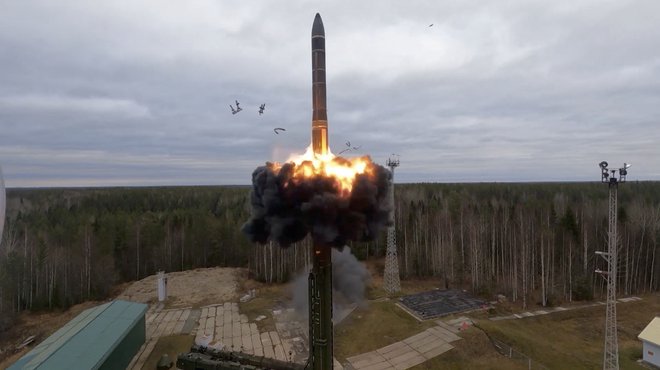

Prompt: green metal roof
[{"left": 9, "top": 300, "right": 148, "bottom": 370}]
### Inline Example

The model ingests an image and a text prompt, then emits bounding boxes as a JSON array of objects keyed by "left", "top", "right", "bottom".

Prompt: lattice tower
[
  {"left": 383, "top": 157, "right": 401, "bottom": 294},
  {"left": 596, "top": 161, "right": 626, "bottom": 370},
  {"left": 602, "top": 181, "right": 619, "bottom": 370}
]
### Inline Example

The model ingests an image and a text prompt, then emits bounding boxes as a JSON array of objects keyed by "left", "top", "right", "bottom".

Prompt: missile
[
  {"left": 310, "top": 14, "right": 334, "bottom": 370},
  {"left": 311, "top": 13, "right": 328, "bottom": 156}
]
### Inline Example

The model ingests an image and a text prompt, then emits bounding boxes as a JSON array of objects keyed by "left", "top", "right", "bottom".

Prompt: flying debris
[
  {"left": 338, "top": 141, "right": 362, "bottom": 155},
  {"left": 273, "top": 127, "right": 286, "bottom": 134},
  {"left": 230, "top": 100, "right": 243, "bottom": 115},
  {"left": 259, "top": 103, "right": 266, "bottom": 115},
  {"left": 429, "top": 24, "right": 433, "bottom": 27}
]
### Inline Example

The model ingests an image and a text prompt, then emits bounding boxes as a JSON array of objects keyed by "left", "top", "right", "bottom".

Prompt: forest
[{"left": 1, "top": 182, "right": 659, "bottom": 331}]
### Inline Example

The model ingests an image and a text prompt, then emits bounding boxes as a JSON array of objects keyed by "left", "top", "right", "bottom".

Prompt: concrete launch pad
[{"left": 398, "top": 289, "right": 487, "bottom": 321}]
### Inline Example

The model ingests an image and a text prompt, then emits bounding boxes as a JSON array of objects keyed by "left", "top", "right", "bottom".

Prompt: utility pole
[
  {"left": 595, "top": 161, "right": 630, "bottom": 370},
  {"left": 384, "top": 155, "right": 401, "bottom": 294}
]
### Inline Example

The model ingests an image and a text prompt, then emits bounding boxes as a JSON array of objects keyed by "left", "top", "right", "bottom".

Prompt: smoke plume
[
  {"left": 292, "top": 247, "right": 371, "bottom": 318},
  {"left": 242, "top": 158, "right": 392, "bottom": 247}
]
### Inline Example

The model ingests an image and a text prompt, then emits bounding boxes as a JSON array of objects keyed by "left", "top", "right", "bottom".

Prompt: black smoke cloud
[{"left": 242, "top": 157, "right": 392, "bottom": 247}]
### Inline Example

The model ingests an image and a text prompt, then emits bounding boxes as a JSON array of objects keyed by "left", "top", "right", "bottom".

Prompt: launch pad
[{"left": 399, "top": 289, "right": 487, "bottom": 321}]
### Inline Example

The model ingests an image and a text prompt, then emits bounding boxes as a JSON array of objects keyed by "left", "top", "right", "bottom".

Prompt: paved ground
[
  {"left": 125, "top": 290, "right": 643, "bottom": 369},
  {"left": 127, "top": 305, "right": 199, "bottom": 370},
  {"left": 127, "top": 302, "right": 344, "bottom": 370},
  {"left": 129, "top": 300, "right": 470, "bottom": 370},
  {"left": 489, "top": 296, "right": 642, "bottom": 321},
  {"left": 122, "top": 269, "right": 482, "bottom": 370},
  {"left": 272, "top": 307, "right": 311, "bottom": 363},
  {"left": 346, "top": 319, "right": 467, "bottom": 370}
]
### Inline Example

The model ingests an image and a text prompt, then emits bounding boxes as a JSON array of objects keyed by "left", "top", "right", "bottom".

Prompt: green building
[{"left": 9, "top": 300, "right": 148, "bottom": 370}]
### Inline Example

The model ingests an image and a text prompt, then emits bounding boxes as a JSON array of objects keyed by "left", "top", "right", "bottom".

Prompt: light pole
[{"left": 595, "top": 161, "right": 630, "bottom": 370}]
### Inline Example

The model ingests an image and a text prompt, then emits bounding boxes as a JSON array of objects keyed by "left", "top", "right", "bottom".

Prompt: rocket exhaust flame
[{"left": 276, "top": 145, "right": 375, "bottom": 194}]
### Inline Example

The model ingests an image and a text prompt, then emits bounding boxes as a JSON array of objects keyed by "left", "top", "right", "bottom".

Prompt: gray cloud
[
  {"left": 0, "top": 94, "right": 151, "bottom": 118},
  {"left": 1, "top": 0, "right": 659, "bottom": 187}
]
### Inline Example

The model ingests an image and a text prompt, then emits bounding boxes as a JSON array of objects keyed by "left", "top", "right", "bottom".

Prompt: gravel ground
[{"left": 116, "top": 267, "right": 240, "bottom": 308}]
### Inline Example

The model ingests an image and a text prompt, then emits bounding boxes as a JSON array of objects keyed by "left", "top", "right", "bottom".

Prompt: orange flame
[{"left": 271, "top": 145, "right": 376, "bottom": 194}]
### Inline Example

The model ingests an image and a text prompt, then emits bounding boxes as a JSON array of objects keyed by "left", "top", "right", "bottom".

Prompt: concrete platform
[{"left": 346, "top": 324, "right": 461, "bottom": 370}]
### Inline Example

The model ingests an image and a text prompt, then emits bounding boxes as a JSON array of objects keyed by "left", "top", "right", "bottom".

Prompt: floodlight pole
[{"left": 596, "top": 161, "right": 629, "bottom": 370}]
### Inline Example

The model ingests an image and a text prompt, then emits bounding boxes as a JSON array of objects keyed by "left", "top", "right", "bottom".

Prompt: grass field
[
  {"left": 476, "top": 295, "right": 658, "bottom": 369},
  {"left": 334, "top": 300, "right": 435, "bottom": 360},
  {"left": 410, "top": 329, "right": 529, "bottom": 370},
  {"left": 335, "top": 275, "right": 657, "bottom": 369}
]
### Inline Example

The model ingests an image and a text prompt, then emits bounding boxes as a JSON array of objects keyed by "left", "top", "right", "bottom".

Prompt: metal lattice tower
[
  {"left": 596, "top": 161, "right": 630, "bottom": 370},
  {"left": 384, "top": 156, "right": 401, "bottom": 294}
]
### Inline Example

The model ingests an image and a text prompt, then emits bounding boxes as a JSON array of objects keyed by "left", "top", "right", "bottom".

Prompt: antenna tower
[
  {"left": 384, "top": 155, "right": 401, "bottom": 294},
  {"left": 596, "top": 161, "right": 630, "bottom": 370}
]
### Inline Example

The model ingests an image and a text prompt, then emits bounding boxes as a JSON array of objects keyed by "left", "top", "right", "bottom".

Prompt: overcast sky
[{"left": 1, "top": 0, "right": 659, "bottom": 187}]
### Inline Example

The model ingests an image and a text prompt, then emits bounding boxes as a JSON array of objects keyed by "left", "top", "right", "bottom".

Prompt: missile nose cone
[{"left": 312, "top": 13, "right": 325, "bottom": 36}]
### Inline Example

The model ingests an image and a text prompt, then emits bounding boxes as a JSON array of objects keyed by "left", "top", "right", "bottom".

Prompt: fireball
[{"left": 270, "top": 145, "right": 377, "bottom": 195}]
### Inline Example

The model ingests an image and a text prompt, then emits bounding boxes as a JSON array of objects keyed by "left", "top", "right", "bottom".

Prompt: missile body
[
  {"left": 312, "top": 13, "right": 328, "bottom": 156},
  {"left": 310, "top": 14, "right": 334, "bottom": 370}
]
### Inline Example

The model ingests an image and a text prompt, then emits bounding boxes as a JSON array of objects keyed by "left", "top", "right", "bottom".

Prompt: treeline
[
  {"left": 253, "top": 182, "right": 660, "bottom": 308},
  {"left": 392, "top": 182, "right": 660, "bottom": 308},
  {"left": 0, "top": 186, "right": 252, "bottom": 320},
  {"left": 1, "top": 182, "right": 659, "bottom": 324}
]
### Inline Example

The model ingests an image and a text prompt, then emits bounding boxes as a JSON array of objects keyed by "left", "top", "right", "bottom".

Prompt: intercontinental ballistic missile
[
  {"left": 309, "top": 13, "right": 334, "bottom": 370},
  {"left": 311, "top": 13, "right": 328, "bottom": 156}
]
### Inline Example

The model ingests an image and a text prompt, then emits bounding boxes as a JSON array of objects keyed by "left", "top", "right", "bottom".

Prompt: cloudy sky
[{"left": 1, "top": 0, "right": 659, "bottom": 187}]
